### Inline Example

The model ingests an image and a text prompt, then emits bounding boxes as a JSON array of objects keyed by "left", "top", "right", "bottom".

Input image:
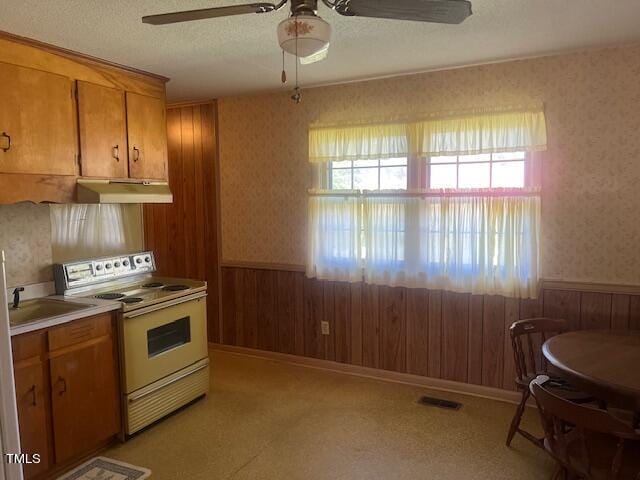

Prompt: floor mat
[{"left": 57, "top": 456, "right": 151, "bottom": 480}]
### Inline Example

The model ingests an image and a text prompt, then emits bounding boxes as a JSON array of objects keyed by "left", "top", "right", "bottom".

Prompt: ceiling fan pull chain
[{"left": 281, "top": 50, "right": 287, "bottom": 84}]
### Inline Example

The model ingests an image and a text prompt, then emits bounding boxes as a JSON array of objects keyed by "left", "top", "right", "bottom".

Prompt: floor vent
[{"left": 418, "top": 396, "right": 462, "bottom": 410}]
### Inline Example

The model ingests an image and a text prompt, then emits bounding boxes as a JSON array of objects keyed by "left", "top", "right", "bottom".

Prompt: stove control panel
[{"left": 54, "top": 251, "right": 157, "bottom": 293}]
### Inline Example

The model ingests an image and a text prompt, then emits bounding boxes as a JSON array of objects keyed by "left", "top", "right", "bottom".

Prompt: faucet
[{"left": 12, "top": 287, "right": 24, "bottom": 309}]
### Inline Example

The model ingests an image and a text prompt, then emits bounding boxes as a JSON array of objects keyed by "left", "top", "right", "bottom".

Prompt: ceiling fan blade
[
  {"left": 142, "top": 3, "right": 278, "bottom": 25},
  {"left": 300, "top": 45, "right": 329, "bottom": 65},
  {"left": 333, "top": 0, "right": 472, "bottom": 24}
]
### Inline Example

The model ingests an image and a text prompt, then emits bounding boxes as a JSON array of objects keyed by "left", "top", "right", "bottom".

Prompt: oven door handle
[
  {"left": 123, "top": 291, "right": 207, "bottom": 318},
  {"left": 128, "top": 359, "right": 209, "bottom": 404}
]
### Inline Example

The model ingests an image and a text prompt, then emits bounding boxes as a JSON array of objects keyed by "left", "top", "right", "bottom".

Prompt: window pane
[
  {"left": 380, "top": 167, "right": 407, "bottom": 189},
  {"left": 430, "top": 155, "right": 457, "bottom": 164},
  {"left": 331, "top": 169, "right": 352, "bottom": 189},
  {"left": 380, "top": 157, "right": 407, "bottom": 166},
  {"left": 354, "top": 159, "right": 378, "bottom": 168},
  {"left": 492, "top": 161, "right": 525, "bottom": 188},
  {"left": 459, "top": 153, "right": 491, "bottom": 162},
  {"left": 458, "top": 163, "right": 490, "bottom": 188},
  {"left": 354, "top": 168, "right": 379, "bottom": 190},
  {"left": 493, "top": 151, "right": 525, "bottom": 161},
  {"left": 430, "top": 164, "right": 457, "bottom": 189},
  {"left": 332, "top": 160, "right": 351, "bottom": 169}
]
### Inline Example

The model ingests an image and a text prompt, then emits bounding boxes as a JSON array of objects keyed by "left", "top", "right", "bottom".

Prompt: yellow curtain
[
  {"left": 309, "top": 122, "right": 409, "bottom": 163},
  {"left": 308, "top": 108, "right": 547, "bottom": 163},
  {"left": 409, "top": 109, "right": 547, "bottom": 157}
]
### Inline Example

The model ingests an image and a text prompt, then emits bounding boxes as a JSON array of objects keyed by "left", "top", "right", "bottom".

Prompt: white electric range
[{"left": 54, "top": 251, "right": 209, "bottom": 436}]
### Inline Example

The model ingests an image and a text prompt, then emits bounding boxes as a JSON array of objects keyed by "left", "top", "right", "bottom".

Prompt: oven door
[{"left": 121, "top": 292, "right": 208, "bottom": 394}]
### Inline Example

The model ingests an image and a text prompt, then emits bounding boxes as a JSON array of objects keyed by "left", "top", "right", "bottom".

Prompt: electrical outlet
[{"left": 321, "top": 321, "right": 330, "bottom": 335}]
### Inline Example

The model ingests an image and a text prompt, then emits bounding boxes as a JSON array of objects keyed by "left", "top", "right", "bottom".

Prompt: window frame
[
  {"left": 422, "top": 152, "right": 531, "bottom": 190},
  {"left": 326, "top": 157, "right": 409, "bottom": 191}
]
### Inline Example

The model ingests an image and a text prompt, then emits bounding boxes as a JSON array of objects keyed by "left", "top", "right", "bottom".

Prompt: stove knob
[
  {"left": 136, "top": 258, "right": 143, "bottom": 265},
  {"left": 95, "top": 264, "right": 103, "bottom": 271},
  {"left": 105, "top": 263, "right": 112, "bottom": 269},
  {"left": 123, "top": 260, "right": 130, "bottom": 266},
  {"left": 114, "top": 261, "right": 121, "bottom": 268},
  {"left": 144, "top": 256, "right": 151, "bottom": 263}
]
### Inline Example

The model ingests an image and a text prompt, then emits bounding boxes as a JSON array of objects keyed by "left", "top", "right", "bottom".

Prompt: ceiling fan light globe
[{"left": 277, "top": 15, "right": 331, "bottom": 57}]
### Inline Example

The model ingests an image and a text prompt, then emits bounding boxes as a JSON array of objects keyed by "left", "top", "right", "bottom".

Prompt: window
[
  {"left": 429, "top": 152, "right": 526, "bottom": 189},
  {"left": 307, "top": 108, "right": 546, "bottom": 298},
  {"left": 330, "top": 158, "right": 408, "bottom": 190}
]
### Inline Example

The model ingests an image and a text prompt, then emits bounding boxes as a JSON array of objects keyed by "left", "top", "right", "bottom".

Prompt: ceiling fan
[{"left": 142, "top": 0, "right": 473, "bottom": 62}]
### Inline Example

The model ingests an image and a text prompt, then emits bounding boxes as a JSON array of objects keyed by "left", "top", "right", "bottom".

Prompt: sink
[{"left": 8, "top": 298, "right": 91, "bottom": 327}]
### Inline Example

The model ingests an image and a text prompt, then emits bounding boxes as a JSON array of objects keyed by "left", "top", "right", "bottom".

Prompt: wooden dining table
[{"left": 542, "top": 330, "right": 640, "bottom": 412}]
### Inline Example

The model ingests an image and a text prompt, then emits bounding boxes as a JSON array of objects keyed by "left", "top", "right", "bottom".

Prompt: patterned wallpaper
[
  {"left": 0, "top": 203, "right": 53, "bottom": 287},
  {"left": 221, "top": 45, "right": 640, "bottom": 285},
  {"left": 0, "top": 203, "right": 144, "bottom": 288}
]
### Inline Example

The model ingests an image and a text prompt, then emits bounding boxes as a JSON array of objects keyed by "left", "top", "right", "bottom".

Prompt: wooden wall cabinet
[
  {"left": 11, "top": 313, "right": 121, "bottom": 479},
  {"left": 0, "top": 62, "right": 77, "bottom": 176},
  {"left": 126, "top": 92, "right": 168, "bottom": 181},
  {"left": 0, "top": 32, "right": 169, "bottom": 204},
  {"left": 76, "top": 84, "right": 169, "bottom": 182},
  {"left": 76, "top": 81, "right": 128, "bottom": 179}
]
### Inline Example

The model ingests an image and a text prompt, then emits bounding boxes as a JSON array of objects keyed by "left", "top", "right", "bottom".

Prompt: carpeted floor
[{"left": 105, "top": 350, "right": 553, "bottom": 479}]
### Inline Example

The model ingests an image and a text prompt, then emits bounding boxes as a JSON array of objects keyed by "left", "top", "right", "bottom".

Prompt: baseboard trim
[{"left": 209, "top": 343, "right": 525, "bottom": 406}]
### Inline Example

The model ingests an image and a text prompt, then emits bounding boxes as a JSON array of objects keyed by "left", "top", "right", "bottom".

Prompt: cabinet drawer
[
  {"left": 48, "top": 313, "right": 113, "bottom": 351},
  {"left": 12, "top": 330, "right": 46, "bottom": 363}
]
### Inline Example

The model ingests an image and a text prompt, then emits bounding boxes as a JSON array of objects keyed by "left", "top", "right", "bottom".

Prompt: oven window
[{"left": 147, "top": 316, "right": 191, "bottom": 358}]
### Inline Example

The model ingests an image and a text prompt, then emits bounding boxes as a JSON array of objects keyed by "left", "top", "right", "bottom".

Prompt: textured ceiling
[{"left": 1, "top": 0, "right": 640, "bottom": 101}]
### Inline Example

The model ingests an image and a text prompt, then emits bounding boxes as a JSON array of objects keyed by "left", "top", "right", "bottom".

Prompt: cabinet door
[
  {"left": 77, "top": 81, "right": 128, "bottom": 178},
  {"left": 126, "top": 92, "right": 168, "bottom": 181},
  {"left": 13, "top": 361, "right": 51, "bottom": 479},
  {"left": 49, "top": 336, "right": 120, "bottom": 464},
  {"left": 0, "top": 62, "right": 77, "bottom": 175}
]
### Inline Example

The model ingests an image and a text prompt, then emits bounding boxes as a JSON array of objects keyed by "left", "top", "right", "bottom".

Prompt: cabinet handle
[
  {"left": 132, "top": 146, "right": 140, "bottom": 162},
  {"left": 57, "top": 376, "right": 67, "bottom": 396},
  {"left": 0, "top": 132, "right": 10, "bottom": 152},
  {"left": 112, "top": 145, "right": 120, "bottom": 161},
  {"left": 29, "top": 385, "right": 36, "bottom": 406}
]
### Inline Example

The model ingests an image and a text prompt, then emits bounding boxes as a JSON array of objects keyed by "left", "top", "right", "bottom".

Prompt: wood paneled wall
[
  {"left": 144, "top": 101, "right": 221, "bottom": 342},
  {"left": 219, "top": 266, "right": 640, "bottom": 391}
]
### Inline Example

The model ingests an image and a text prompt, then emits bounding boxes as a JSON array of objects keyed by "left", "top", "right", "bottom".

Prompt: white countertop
[{"left": 9, "top": 296, "right": 121, "bottom": 337}]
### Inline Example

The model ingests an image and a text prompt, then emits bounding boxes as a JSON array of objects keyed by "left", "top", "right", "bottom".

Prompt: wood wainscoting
[
  {"left": 218, "top": 265, "right": 640, "bottom": 393},
  {"left": 144, "top": 101, "right": 222, "bottom": 342}
]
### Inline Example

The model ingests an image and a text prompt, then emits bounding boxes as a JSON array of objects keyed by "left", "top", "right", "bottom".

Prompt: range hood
[{"left": 77, "top": 179, "right": 173, "bottom": 204}]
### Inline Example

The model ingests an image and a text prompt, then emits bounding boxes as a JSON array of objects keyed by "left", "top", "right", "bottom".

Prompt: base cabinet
[
  {"left": 11, "top": 313, "right": 121, "bottom": 479},
  {"left": 49, "top": 336, "right": 120, "bottom": 464},
  {"left": 13, "top": 360, "right": 51, "bottom": 479}
]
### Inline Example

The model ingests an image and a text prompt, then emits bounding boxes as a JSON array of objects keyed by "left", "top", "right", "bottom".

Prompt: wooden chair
[
  {"left": 531, "top": 376, "right": 640, "bottom": 479},
  {"left": 507, "top": 318, "right": 593, "bottom": 447}
]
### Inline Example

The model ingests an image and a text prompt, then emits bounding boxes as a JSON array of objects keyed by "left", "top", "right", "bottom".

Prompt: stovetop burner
[
  {"left": 142, "top": 282, "right": 164, "bottom": 288},
  {"left": 162, "top": 284, "right": 189, "bottom": 292},
  {"left": 95, "top": 293, "right": 125, "bottom": 300},
  {"left": 121, "top": 297, "right": 143, "bottom": 304}
]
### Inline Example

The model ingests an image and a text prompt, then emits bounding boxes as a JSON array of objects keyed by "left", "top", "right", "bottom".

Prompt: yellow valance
[
  {"left": 308, "top": 122, "right": 409, "bottom": 163},
  {"left": 309, "top": 108, "right": 547, "bottom": 163}
]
